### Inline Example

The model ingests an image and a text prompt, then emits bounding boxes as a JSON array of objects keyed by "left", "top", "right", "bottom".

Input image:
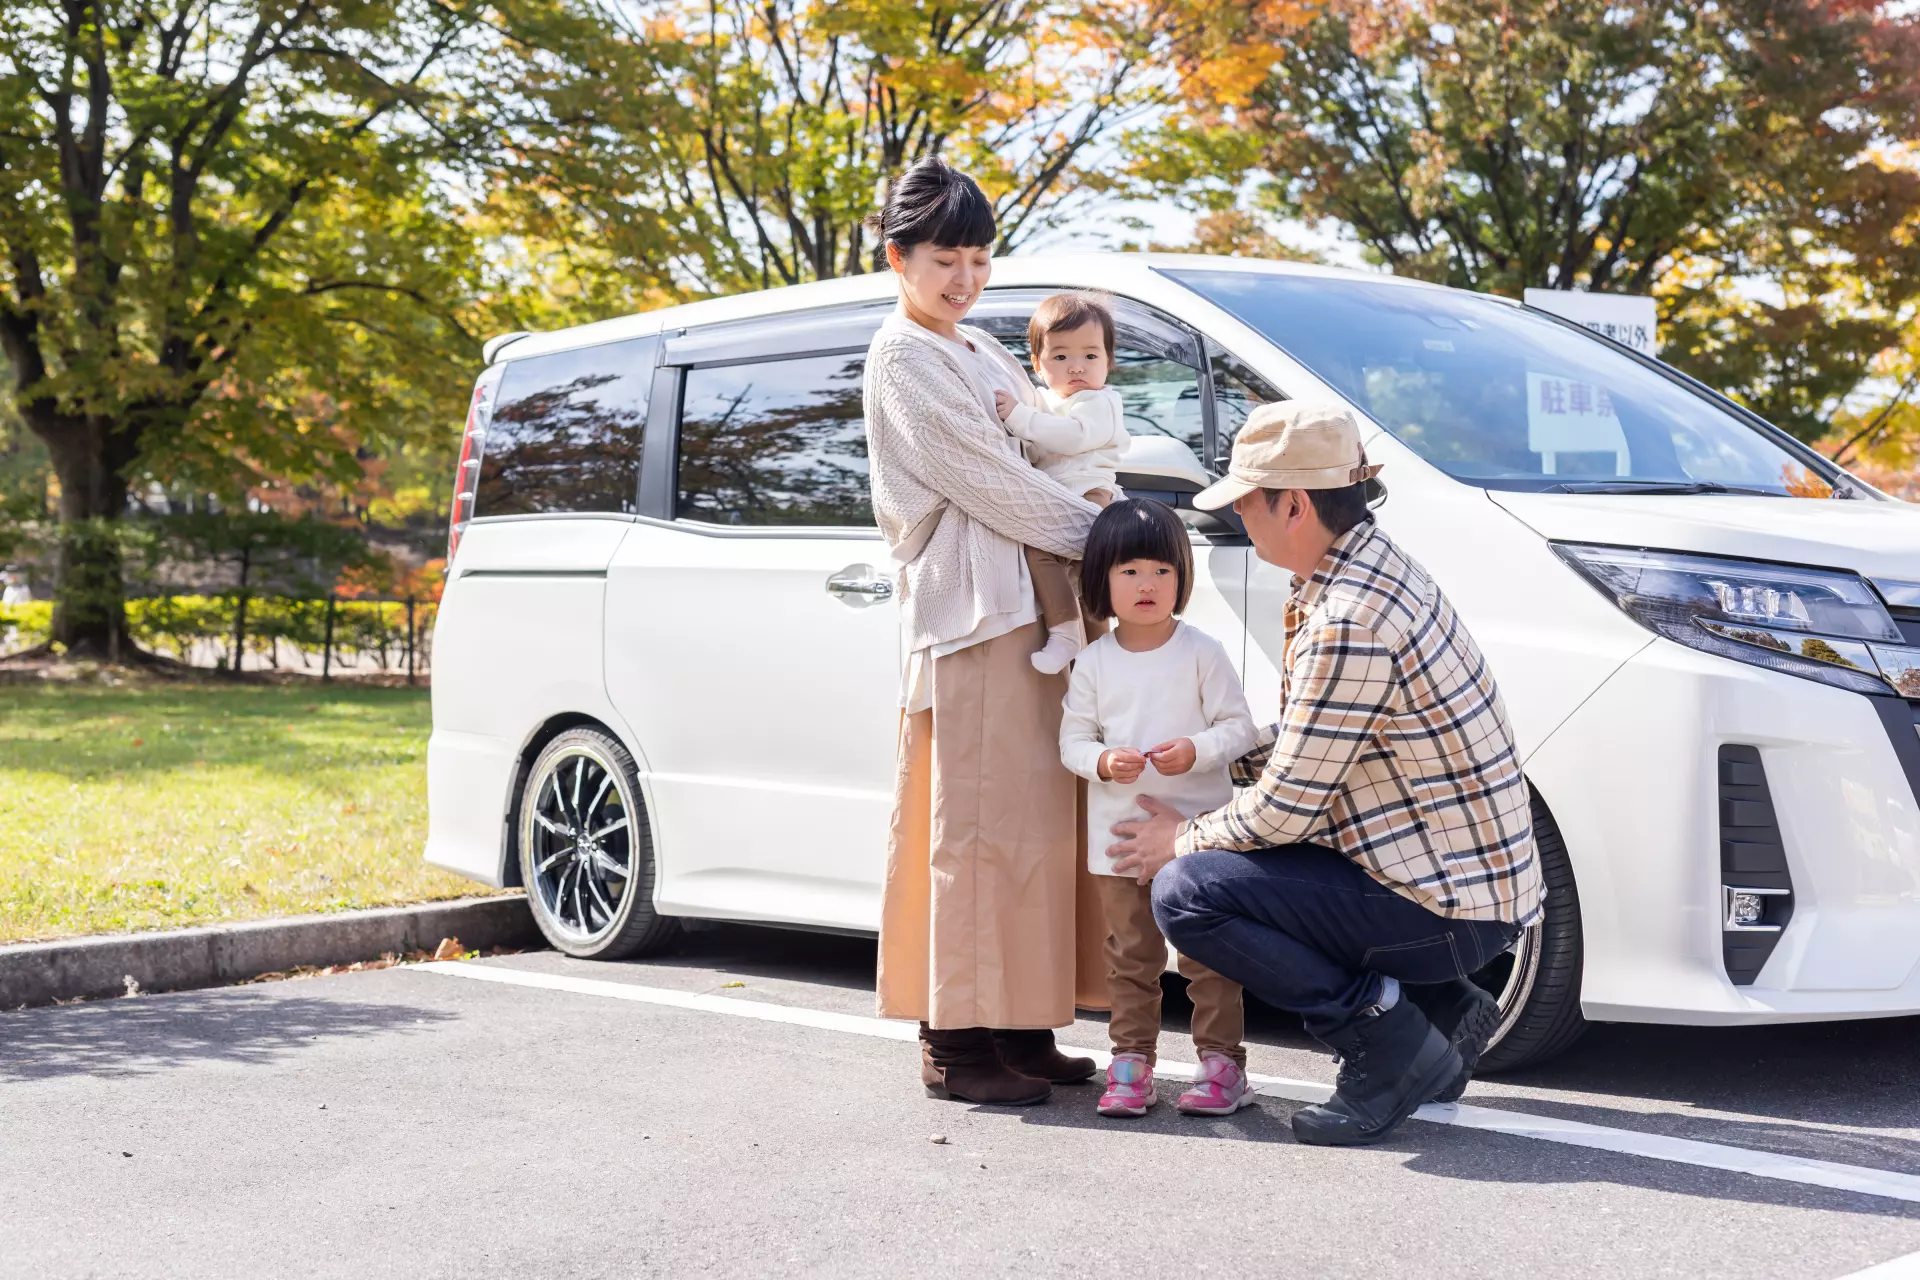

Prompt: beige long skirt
[{"left": 876, "top": 620, "right": 1109, "bottom": 1030}]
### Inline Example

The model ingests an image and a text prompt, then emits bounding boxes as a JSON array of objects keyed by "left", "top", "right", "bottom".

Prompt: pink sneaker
[
  {"left": 1097, "top": 1052, "right": 1157, "bottom": 1117},
  {"left": 1177, "top": 1051, "right": 1256, "bottom": 1115}
]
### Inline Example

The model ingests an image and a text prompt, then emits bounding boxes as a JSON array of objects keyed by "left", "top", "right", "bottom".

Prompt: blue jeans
[{"left": 1151, "top": 844, "right": 1522, "bottom": 1039}]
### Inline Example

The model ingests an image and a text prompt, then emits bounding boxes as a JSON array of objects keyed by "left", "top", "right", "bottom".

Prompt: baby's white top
[
  {"left": 1060, "top": 621, "right": 1260, "bottom": 875},
  {"left": 1004, "top": 386, "right": 1129, "bottom": 498}
]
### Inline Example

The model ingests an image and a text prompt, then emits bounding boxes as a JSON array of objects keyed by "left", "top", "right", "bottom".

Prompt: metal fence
[{"left": 0, "top": 594, "right": 438, "bottom": 681}]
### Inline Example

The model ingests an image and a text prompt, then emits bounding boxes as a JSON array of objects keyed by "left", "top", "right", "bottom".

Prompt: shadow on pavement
[
  {"left": 1008, "top": 1072, "right": 1920, "bottom": 1223},
  {"left": 630, "top": 923, "right": 884, "bottom": 994},
  {"left": 1444, "top": 1091, "right": 1920, "bottom": 1179},
  {"left": 0, "top": 988, "right": 456, "bottom": 1082},
  {"left": 1466, "top": 1017, "right": 1920, "bottom": 1178},
  {"left": 635, "top": 925, "right": 1920, "bottom": 1188},
  {"left": 1499, "top": 1017, "right": 1920, "bottom": 1128},
  {"left": 1393, "top": 1136, "right": 1920, "bottom": 1221},
  {"left": 1195, "top": 980, "right": 1920, "bottom": 1181}
]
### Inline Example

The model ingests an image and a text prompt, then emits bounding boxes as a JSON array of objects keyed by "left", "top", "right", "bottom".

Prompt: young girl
[{"left": 1059, "top": 499, "right": 1262, "bottom": 1117}]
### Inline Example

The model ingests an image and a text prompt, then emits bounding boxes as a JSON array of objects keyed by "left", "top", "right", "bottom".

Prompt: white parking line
[
  {"left": 415, "top": 960, "right": 1920, "bottom": 1208},
  {"left": 1840, "top": 1251, "right": 1920, "bottom": 1279}
]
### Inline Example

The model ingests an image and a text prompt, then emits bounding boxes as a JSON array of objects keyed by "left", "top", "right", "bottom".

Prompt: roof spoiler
[{"left": 482, "top": 331, "right": 532, "bottom": 364}]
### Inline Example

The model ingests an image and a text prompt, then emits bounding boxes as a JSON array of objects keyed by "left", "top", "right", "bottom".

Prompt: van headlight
[{"left": 1553, "top": 543, "right": 1909, "bottom": 696}]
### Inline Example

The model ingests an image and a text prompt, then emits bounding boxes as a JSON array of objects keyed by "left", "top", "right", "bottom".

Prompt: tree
[
  {"left": 0, "top": 0, "right": 506, "bottom": 656},
  {"left": 496, "top": 0, "right": 1230, "bottom": 298},
  {"left": 0, "top": 358, "right": 52, "bottom": 571},
  {"left": 1131, "top": 0, "right": 1920, "bottom": 441},
  {"left": 1818, "top": 313, "right": 1920, "bottom": 497}
]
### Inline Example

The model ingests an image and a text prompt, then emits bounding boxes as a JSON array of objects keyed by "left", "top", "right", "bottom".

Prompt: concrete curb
[{"left": 1, "top": 895, "right": 542, "bottom": 1009}]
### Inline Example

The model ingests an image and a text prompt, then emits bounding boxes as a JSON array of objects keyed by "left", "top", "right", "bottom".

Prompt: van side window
[
  {"left": 478, "top": 339, "right": 652, "bottom": 516},
  {"left": 1113, "top": 349, "right": 1206, "bottom": 462},
  {"left": 676, "top": 352, "right": 872, "bottom": 527},
  {"left": 1211, "top": 346, "right": 1284, "bottom": 450}
]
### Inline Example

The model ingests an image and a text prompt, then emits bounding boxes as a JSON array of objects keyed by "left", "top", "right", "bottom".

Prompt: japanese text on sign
[
  {"left": 1526, "top": 371, "right": 1630, "bottom": 476},
  {"left": 1522, "top": 289, "right": 1659, "bottom": 357}
]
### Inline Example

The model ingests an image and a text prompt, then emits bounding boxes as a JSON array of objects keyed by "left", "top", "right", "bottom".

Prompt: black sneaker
[
  {"left": 1409, "top": 979, "right": 1499, "bottom": 1104},
  {"left": 1291, "top": 998, "right": 1461, "bottom": 1147}
]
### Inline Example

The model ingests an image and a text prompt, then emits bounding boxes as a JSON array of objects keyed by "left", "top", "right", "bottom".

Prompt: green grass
[{"left": 0, "top": 680, "right": 498, "bottom": 944}]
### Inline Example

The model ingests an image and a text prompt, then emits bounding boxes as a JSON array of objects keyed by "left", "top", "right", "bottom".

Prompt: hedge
[{"left": 0, "top": 596, "right": 437, "bottom": 672}]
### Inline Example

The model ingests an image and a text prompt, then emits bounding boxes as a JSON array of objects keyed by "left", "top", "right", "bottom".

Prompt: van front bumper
[{"left": 1525, "top": 636, "right": 1920, "bottom": 1025}]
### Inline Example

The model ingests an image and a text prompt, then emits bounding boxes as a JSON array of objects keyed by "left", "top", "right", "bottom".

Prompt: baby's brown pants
[{"left": 1024, "top": 487, "right": 1115, "bottom": 633}]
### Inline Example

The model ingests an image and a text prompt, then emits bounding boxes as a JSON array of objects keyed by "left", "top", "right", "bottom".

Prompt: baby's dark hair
[
  {"left": 1080, "top": 499, "right": 1193, "bottom": 621},
  {"left": 864, "top": 157, "right": 996, "bottom": 252},
  {"left": 1028, "top": 292, "right": 1115, "bottom": 360}
]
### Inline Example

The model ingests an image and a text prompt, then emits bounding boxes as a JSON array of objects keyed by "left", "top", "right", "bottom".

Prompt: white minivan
[{"left": 426, "top": 254, "right": 1920, "bottom": 1071}]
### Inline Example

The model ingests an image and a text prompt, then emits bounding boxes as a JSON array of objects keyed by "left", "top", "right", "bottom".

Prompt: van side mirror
[
  {"left": 1118, "top": 435, "right": 1210, "bottom": 490},
  {"left": 1115, "top": 436, "right": 1246, "bottom": 541}
]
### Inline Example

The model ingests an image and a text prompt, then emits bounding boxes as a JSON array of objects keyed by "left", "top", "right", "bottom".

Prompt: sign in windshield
[{"left": 1164, "top": 269, "right": 1837, "bottom": 498}]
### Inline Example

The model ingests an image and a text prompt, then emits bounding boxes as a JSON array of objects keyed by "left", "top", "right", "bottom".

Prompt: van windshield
[{"left": 1164, "top": 268, "right": 1839, "bottom": 497}]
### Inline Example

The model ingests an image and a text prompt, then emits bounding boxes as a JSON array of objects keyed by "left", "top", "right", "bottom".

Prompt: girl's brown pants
[{"left": 1092, "top": 872, "right": 1246, "bottom": 1067}]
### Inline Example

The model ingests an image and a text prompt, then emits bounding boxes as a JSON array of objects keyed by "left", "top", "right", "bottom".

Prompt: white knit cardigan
[{"left": 863, "top": 311, "right": 1099, "bottom": 654}]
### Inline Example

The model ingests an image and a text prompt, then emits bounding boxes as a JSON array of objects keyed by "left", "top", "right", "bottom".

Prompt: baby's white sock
[{"left": 1031, "top": 621, "right": 1084, "bottom": 675}]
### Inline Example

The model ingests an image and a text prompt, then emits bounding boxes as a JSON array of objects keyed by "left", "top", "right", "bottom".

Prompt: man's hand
[
  {"left": 1109, "top": 795, "right": 1183, "bottom": 885},
  {"left": 1098, "top": 748, "right": 1148, "bottom": 785},
  {"left": 993, "top": 388, "right": 1016, "bottom": 422},
  {"left": 1145, "top": 738, "right": 1196, "bottom": 776}
]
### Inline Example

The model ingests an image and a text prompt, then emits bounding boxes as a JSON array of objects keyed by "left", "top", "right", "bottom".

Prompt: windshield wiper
[{"left": 1544, "top": 479, "right": 1783, "bottom": 497}]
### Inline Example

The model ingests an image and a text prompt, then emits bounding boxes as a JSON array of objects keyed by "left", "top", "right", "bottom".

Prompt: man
[{"left": 1109, "top": 400, "right": 1542, "bottom": 1147}]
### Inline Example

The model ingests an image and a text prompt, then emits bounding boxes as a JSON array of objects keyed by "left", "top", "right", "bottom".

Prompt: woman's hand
[
  {"left": 993, "top": 388, "right": 1016, "bottom": 422},
  {"left": 1145, "top": 738, "right": 1196, "bottom": 776},
  {"left": 1098, "top": 748, "right": 1148, "bottom": 784}
]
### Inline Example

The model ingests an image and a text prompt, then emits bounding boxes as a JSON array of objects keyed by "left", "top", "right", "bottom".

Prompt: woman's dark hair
[
  {"left": 1080, "top": 499, "right": 1194, "bottom": 621},
  {"left": 866, "top": 157, "right": 996, "bottom": 253}
]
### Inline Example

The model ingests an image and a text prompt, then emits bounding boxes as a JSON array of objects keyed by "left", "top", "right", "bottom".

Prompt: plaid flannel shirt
[{"left": 1175, "top": 520, "right": 1543, "bottom": 926}]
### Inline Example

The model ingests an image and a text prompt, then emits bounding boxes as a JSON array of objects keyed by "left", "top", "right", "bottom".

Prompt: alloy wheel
[
  {"left": 1468, "top": 924, "right": 1543, "bottom": 1046},
  {"left": 523, "top": 744, "right": 635, "bottom": 944}
]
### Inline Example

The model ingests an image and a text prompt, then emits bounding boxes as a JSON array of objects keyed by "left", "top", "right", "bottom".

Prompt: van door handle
[{"left": 826, "top": 563, "right": 894, "bottom": 608}]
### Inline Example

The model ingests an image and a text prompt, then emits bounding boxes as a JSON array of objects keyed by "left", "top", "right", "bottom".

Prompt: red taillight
[{"left": 448, "top": 379, "right": 490, "bottom": 564}]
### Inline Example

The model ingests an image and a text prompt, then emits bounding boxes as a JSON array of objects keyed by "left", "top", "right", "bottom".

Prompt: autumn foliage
[{"left": 4, "top": 0, "right": 1920, "bottom": 662}]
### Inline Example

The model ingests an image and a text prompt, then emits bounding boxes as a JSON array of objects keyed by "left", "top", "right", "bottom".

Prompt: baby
[{"left": 992, "top": 292, "right": 1130, "bottom": 674}]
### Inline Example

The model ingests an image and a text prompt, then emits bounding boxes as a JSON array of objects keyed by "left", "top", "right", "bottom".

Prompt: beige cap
[{"left": 1192, "top": 400, "right": 1383, "bottom": 511}]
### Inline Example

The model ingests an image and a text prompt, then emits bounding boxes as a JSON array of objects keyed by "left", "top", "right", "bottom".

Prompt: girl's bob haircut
[
  {"left": 1080, "top": 498, "right": 1194, "bottom": 621},
  {"left": 866, "top": 157, "right": 996, "bottom": 253}
]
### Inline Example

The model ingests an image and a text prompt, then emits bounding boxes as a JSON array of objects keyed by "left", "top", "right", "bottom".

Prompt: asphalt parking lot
[{"left": 6, "top": 924, "right": 1920, "bottom": 1279}]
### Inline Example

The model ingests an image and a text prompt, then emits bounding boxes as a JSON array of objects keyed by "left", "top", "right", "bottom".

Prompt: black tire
[
  {"left": 516, "top": 726, "right": 680, "bottom": 960},
  {"left": 1471, "top": 791, "right": 1588, "bottom": 1073}
]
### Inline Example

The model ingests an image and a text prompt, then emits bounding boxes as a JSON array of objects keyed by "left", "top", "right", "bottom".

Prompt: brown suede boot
[
  {"left": 920, "top": 1024, "right": 1052, "bottom": 1105},
  {"left": 991, "top": 1029, "right": 1098, "bottom": 1084}
]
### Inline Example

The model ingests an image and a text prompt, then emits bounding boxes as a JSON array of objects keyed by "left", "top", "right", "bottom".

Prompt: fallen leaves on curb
[
  {"left": 240, "top": 940, "right": 521, "bottom": 986},
  {"left": 25, "top": 938, "right": 527, "bottom": 1009}
]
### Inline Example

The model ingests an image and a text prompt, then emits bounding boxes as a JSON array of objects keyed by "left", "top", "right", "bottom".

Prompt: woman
[{"left": 862, "top": 157, "right": 1109, "bottom": 1105}]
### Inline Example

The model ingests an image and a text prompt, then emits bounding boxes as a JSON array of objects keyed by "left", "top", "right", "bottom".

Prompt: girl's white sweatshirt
[{"left": 1059, "top": 621, "right": 1260, "bottom": 875}]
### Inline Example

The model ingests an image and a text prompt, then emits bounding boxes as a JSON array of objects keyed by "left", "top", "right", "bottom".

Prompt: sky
[{"left": 1029, "top": 194, "right": 1378, "bottom": 270}]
